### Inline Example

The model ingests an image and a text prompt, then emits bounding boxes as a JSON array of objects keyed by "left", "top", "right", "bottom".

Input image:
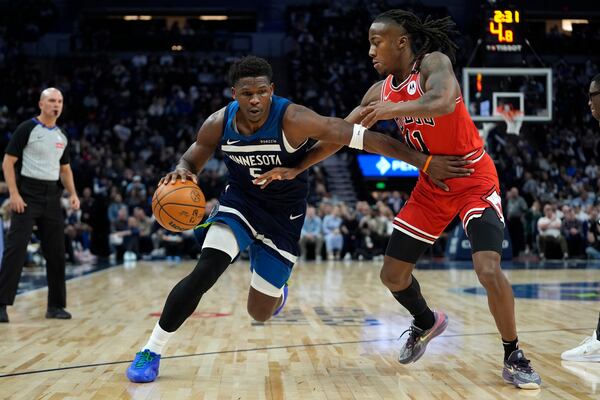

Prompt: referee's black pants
[{"left": 0, "top": 177, "right": 66, "bottom": 308}]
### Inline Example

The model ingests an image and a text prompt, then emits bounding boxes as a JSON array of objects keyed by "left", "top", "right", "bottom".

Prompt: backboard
[{"left": 462, "top": 68, "right": 553, "bottom": 123}]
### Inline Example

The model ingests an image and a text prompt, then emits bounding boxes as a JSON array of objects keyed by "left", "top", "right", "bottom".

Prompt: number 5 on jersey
[
  {"left": 250, "top": 167, "right": 267, "bottom": 185},
  {"left": 249, "top": 168, "right": 262, "bottom": 178}
]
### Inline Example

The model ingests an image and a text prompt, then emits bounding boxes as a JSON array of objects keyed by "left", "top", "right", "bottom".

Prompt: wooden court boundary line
[{"left": 0, "top": 326, "right": 593, "bottom": 378}]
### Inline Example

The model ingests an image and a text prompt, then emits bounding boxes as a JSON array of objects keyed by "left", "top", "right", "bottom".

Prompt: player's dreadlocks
[
  {"left": 374, "top": 10, "right": 459, "bottom": 65},
  {"left": 228, "top": 55, "right": 273, "bottom": 86}
]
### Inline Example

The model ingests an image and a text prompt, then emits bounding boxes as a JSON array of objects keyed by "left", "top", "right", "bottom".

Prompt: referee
[{"left": 0, "top": 88, "right": 79, "bottom": 323}]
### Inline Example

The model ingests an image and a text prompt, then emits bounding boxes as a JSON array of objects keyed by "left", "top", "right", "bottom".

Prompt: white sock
[{"left": 142, "top": 322, "right": 174, "bottom": 355}]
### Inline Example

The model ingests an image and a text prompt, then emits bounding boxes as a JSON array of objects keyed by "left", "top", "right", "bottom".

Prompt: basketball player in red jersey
[{"left": 257, "top": 10, "right": 541, "bottom": 389}]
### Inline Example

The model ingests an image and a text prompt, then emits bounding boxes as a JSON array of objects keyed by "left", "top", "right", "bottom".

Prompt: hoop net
[{"left": 495, "top": 106, "right": 524, "bottom": 135}]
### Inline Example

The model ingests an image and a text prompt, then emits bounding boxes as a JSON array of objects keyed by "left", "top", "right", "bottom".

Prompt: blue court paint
[{"left": 456, "top": 282, "right": 600, "bottom": 301}]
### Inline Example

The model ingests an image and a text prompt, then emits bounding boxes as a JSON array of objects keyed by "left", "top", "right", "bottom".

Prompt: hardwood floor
[{"left": 0, "top": 259, "right": 598, "bottom": 399}]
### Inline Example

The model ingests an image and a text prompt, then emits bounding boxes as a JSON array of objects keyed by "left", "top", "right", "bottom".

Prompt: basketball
[{"left": 152, "top": 180, "right": 206, "bottom": 232}]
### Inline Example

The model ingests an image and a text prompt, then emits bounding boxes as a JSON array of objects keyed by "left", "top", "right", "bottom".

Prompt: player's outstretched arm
[
  {"left": 160, "top": 108, "right": 224, "bottom": 186},
  {"left": 254, "top": 82, "right": 383, "bottom": 188},
  {"left": 253, "top": 104, "right": 368, "bottom": 187},
  {"left": 280, "top": 82, "right": 384, "bottom": 174},
  {"left": 360, "top": 52, "right": 459, "bottom": 127},
  {"left": 282, "top": 103, "right": 472, "bottom": 187}
]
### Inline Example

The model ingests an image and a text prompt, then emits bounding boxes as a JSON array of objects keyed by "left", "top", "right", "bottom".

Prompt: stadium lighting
[
  {"left": 199, "top": 15, "right": 228, "bottom": 21},
  {"left": 123, "top": 15, "right": 153, "bottom": 21},
  {"left": 562, "top": 19, "right": 588, "bottom": 32}
]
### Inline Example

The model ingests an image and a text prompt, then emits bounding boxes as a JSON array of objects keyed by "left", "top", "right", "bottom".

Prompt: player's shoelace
[
  {"left": 133, "top": 351, "right": 155, "bottom": 368},
  {"left": 398, "top": 326, "right": 422, "bottom": 349},
  {"left": 510, "top": 356, "right": 534, "bottom": 373}
]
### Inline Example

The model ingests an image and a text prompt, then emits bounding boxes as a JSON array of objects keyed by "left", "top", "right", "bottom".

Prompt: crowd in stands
[
  {"left": 486, "top": 59, "right": 600, "bottom": 260},
  {"left": 0, "top": 40, "right": 237, "bottom": 263},
  {"left": 0, "top": 1, "right": 599, "bottom": 265},
  {"left": 285, "top": 2, "right": 600, "bottom": 261}
]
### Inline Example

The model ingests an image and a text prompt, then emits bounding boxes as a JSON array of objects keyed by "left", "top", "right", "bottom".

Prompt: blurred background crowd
[{"left": 0, "top": 0, "right": 599, "bottom": 265}]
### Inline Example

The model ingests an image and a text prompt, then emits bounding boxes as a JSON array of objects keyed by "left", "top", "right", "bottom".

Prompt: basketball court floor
[{"left": 0, "top": 258, "right": 599, "bottom": 399}]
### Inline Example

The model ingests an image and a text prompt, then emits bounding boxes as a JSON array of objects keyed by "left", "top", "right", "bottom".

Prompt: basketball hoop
[{"left": 495, "top": 106, "right": 524, "bottom": 135}]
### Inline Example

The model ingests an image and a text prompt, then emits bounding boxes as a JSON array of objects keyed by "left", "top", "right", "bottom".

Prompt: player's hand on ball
[
  {"left": 159, "top": 168, "right": 198, "bottom": 186},
  {"left": 253, "top": 167, "right": 300, "bottom": 189}
]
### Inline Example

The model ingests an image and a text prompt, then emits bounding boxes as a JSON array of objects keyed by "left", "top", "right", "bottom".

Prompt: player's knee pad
[
  {"left": 467, "top": 208, "right": 504, "bottom": 255},
  {"left": 250, "top": 270, "right": 283, "bottom": 298},
  {"left": 202, "top": 222, "right": 240, "bottom": 260}
]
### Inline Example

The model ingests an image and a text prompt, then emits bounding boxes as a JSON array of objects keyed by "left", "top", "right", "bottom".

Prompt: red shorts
[{"left": 393, "top": 150, "right": 504, "bottom": 245}]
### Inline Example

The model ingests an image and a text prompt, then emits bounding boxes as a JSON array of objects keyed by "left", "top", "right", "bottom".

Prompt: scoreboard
[{"left": 485, "top": 9, "right": 522, "bottom": 53}]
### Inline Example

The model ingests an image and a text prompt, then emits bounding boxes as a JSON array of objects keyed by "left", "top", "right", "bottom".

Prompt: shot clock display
[{"left": 485, "top": 9, "right": 522, "bottom": 52}]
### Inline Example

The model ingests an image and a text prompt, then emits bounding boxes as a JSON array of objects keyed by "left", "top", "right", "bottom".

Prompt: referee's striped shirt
[{"left": 5, "top": 118, "right": 70, "bottom": 181}]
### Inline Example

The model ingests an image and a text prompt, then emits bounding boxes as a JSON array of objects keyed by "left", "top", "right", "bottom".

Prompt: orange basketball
[{"left": 152, "top": 180, "right": 206, "bottom": 232}]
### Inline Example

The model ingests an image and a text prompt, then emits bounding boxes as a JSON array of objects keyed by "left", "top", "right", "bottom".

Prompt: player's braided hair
[
  {"left": 228, "top": 55, "right": 273, "bottom": 86},
  {"left": 374, "top": 10, "right": 458, "bottom": 65}
]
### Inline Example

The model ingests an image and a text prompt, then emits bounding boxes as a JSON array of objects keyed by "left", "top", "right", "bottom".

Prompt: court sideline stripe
[
  {"left": 0, "top": 326, "right": 593, "bottom": 378},
  {"left": 16, "top": 262, "right": 120, "bottom": 297}
]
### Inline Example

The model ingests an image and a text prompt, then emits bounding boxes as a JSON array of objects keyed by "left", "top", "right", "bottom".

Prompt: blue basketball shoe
[
  {"left": 126, "top": 349, "right": 161, "bottom": 383},
  {"left": 273, "top": 283, "right": 288, "bottom": 316}
]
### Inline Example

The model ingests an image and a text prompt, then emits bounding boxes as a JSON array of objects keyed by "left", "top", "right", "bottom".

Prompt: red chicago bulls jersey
[
  {"left": 379, "top": 63, "right": 505, "bottom": 249},
  {"left": 380, "top": 71, "right": 483, "bottom": 156}
]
